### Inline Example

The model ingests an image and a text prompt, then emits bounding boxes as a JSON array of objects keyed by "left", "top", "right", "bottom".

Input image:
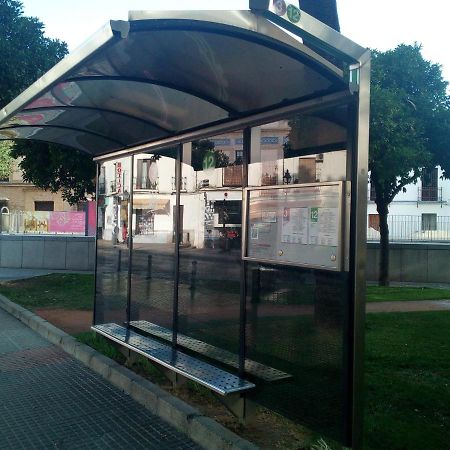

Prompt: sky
[{"left": 20, "top": 0, "right": 450, "bottom": 85}]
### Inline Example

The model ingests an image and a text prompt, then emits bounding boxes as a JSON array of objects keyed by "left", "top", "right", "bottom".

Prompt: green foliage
[
  {"left": 191, "top": 139, "right": 230, "bottom": 171},
  {"left": 0, "top": 140, "right": 13, "bottom": 179},
  {"left": 0, "top": 0, "right": 67, "bottom": 107},
  {"left": 367, "top": 285, "right": 450, "bottom": 302},
  {"left": 0, "top": 273, "right": 94, "bottom": 310},
  {"left": 10, "top": 140, "right": 96, "bottom": 205},
  {"left": 0, "top": 1, "right": 96, "bottom": 205},
  {"left": 369, "top": 44, "right": 450, "bottom": 205},
  {"left": 365, "top": 312, "right": 450, "bottom": 450},
  {"left": 75, "top": 332, "right": 126, "bottom": 364}
]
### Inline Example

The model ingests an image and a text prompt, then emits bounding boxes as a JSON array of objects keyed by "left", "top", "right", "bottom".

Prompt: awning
[
  {"left": 132, "top": 196, "right": 170, "bottom": 213},
  {"left": 0, "top": 9, "right": 367, "bottom": 159}
]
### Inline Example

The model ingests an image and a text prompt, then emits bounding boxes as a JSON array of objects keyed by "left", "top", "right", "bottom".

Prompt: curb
[{"left": 0, "top": 294, "right": 259, "bottom": 450}]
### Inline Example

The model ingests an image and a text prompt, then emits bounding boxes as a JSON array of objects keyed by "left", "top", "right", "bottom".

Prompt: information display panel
[{"left": 244, "top": 182, "right": 345, "bottom": 270}]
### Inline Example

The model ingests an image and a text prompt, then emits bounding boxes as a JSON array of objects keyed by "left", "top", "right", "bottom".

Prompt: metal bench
[
  {"left": 92, "top": 323, "right": 255, "bottom": 396},
  {"left": 129, "top": 320, "right": 291, "bottom": 382}
]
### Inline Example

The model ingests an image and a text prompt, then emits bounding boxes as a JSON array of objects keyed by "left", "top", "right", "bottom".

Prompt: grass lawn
[
  {"left": 367, "top": 285, "right": 450, "bottom": 302},
  {"left": 0, "top": 274, "right": 94, "bottom": 310},
  {"left": 1, "top": 273, "right": 450, "bottom": 449},
  {"left": 364, "top": 311, "right": 450, "bottom": 450}
]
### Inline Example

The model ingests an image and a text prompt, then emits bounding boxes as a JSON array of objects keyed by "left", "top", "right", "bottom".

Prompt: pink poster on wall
[
  {"left": 87, "top": 201, "right": 96, "bottom": 236},
  {"left": 49, "top": 212, "right": 85, "bottom": 234}
]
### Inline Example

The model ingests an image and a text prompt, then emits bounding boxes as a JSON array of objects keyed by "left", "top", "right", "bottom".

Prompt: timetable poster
[{"left": 246, "top": 183, "right": 343, "bottom": 270}]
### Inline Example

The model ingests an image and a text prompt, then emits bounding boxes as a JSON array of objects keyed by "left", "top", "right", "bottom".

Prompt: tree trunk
[{"left": 377, "top": 202, "right": 390, "bottom": 286}]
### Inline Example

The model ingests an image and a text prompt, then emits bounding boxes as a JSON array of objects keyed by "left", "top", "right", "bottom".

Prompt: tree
[
  {"left": 191, "top": 140, "right": 230, "bottom": 172},
  {"left": 0, "top": 0, "right": 67, "bottom": 107},
  {"left": 0, "top": 1, "right": 96, "bottom": 205},
  {"left": 370, "top": 44, "right": 450, "bottom": 285},
  {"left": 0, "top": 141, "right": 14, "bottom": 180},
  {"left": 10, "top": 140, "right": 96, "bottom": 205}
]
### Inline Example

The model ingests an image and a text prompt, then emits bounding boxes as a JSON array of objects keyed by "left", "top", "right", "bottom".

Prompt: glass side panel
[
  {"left": 176, "top": 134, "right": 244, "bottom": 360},
  {"left": 95, "top": 157, "right": 132, "bottom": 325},
  {"left": 128, "top": 154, "right": 176, "bottom": 329},
  {"left": 245, "top": 112, "right": 349, "bottom": 443}
]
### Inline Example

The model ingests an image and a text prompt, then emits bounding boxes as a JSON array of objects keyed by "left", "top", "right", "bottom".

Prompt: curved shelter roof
[{"left": 0, "top": 9, "right": 368, "bottom": 158}]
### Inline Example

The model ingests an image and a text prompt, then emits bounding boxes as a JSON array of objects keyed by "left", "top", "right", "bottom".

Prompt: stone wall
[
  {"left": 367, "top": 242, "right": 450, "bottom": 283},
  {"left": 0, "top": 235, "right": 95, "bottom": 270}
]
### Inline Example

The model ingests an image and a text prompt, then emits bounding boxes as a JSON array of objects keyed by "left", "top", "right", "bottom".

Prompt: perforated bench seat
[
  {"left": 129, "top": 320, "right": 292, "bottom": 382},
  {"left": 92, "top": 323, "right": 255, "bottom": 395}
]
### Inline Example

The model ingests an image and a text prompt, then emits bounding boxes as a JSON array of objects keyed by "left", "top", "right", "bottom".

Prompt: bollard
[
  {"left": 146, "top": 254, "right": 153, "bottom": 279},
  {"left": 117, "top": 248, "right": 122, "bottom": 272},
  {"left": 190, "top": 260, "right": 198, "bottom": 290}
]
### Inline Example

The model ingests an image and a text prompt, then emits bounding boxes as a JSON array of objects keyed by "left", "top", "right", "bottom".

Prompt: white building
[{"left": 367, "top": 166, "right": 450, "bottom": 241}]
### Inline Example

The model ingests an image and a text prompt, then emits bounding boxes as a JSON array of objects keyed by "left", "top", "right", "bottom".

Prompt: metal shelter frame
[{"left": 0, "top": 5, "right": 370, "bottom": 448}]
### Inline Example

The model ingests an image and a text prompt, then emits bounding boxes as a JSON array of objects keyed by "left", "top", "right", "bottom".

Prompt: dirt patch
[
  {"left": 367, "top": 300, "right": 450, "bottom": 313},
  {"left": 34, "top": 309, "right": 92, "bottom": 334}
]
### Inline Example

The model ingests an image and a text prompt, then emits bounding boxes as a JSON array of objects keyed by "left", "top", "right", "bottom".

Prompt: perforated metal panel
[
  {"left": 93, "top": 323, "right": 254, "bottom": 395},
  {"left": 130, "top": 320, "right": 291, "bottom": 382}
]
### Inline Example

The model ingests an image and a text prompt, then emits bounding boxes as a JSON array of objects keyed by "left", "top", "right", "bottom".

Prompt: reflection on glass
[
  {"left": 95, "top": 157, "right": 131, "bottom": 325},
  {"left": 249, "top": 112, "right": 348, "bottom": 188},
  {"left": 245, "top": 112, "right": 349, "bottom": 442},
  {"left": 129, "top": 154, "right": 176, "bottom": 329},
  {"left": 177, "top": 134, "right": 244, "bottom": 358}
]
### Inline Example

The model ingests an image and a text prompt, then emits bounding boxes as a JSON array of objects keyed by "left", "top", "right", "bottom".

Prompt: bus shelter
[{"left": 0, "top": 4, "right": 370, "bottom": 448}]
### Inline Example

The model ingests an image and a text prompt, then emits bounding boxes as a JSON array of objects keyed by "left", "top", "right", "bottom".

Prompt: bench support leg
[
  {"left": 160, "top": 368, "right": 187, "bottom": 389},
  {"left": 218, "top": 393, "right": 257, "bottom": 425}
]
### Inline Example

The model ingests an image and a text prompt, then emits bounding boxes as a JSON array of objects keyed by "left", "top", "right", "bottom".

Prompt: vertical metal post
[
  {"left": 93, "top": 162, "right": 100, "bottom": 326},
  {"left": 346, "top": 53, "right": 371, "bottom": 450},
  {"left": 126, "top": 155, "right": 134, "bottom": 325},
  {"left": 239, "top": 127, "right": 251, "bottom": 376},
  {"left": 172, "top": 145, "right": 182, "bottom": 347}
]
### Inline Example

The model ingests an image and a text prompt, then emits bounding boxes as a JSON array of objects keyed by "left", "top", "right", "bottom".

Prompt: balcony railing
[
  {"left": 418, "top": 187, "right": 442, "bottom": 202},
  {"left": 171, "top": 176, "right": 187, "bottom": 191},
  {"left": 367, "top": 214, "right": 450, "bottom": 242},
  {"left": 134, "top": 177, "right": 158, "bottom": 191},
  {"left": 98, "top": 180, "right": 106, "bottom": 194}
]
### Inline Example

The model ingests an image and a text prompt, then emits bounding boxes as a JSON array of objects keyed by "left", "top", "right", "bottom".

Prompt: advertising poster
[{"left": 49, "top": 212, "right": 85, "bottom": 234}]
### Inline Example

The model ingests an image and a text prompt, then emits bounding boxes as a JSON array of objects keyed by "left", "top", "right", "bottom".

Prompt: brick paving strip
[{"left": 0, "top": 294, "right": 259, "bottom": 450}]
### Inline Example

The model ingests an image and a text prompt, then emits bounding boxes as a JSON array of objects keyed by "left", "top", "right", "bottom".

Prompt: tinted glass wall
[
  {"left": 95, "top": 156, "right": 132, "bottom": 325},
  {"left": 94, "top": 106, "right": 354, "bottom": 444},
  {"left": 177, "top": 135, "right": 244, "bottom": 359}
]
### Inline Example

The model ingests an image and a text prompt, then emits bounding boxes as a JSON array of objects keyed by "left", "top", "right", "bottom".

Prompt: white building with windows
[{"left": 367, "top": 166, "right": 450, "bottom": 241}]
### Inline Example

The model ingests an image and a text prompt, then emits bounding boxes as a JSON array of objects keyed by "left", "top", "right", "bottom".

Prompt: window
[
  {"left": 136, "top": 159, "right": 158, "bottom": 190},
  {"left": 421, "top": 167, "right": 438, "bottom": 201},
  {"left": 298, "top": 157, "right": 316, "bottom": 183},
  {"left": 235, "top": 149, "right": 243, "bottom": 164},
  {"left": 34, "top": 201, "right": 54, "bottom": 211},
  {"left": 422, "top": 213, "right": 437, "bottom": 231},
  {"left": 369, "top": 182, "right": 376, "bottom": 201}
]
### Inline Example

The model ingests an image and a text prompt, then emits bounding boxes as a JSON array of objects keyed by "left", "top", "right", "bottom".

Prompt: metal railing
[
  {"left": 367, "top": 214, "right": 450, "bottom": 242},
  {"left": 134, "top": 177, "right": 159, "bottom": 190},
  {"left": 418, "top": 186, "right": 442, "bottom": 202},
  {"left": 171, "top": 176, "right": 187, "bottom": 191}
]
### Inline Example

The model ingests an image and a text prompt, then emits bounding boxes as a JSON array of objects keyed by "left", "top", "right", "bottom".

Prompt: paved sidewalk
[{"left": 0, "top": 308, "right": 200, "bottom": 450}]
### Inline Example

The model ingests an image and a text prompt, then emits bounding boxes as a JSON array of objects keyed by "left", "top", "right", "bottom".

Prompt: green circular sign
[
  {"left": 203, "top": 151, "right": 216, "bottom": 170},
  {"left": 286, "top": 4, "right": 301, "bottom": 23}
]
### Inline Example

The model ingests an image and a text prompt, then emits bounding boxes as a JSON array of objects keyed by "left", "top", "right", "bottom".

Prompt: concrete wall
[
  {"left": 367, "top": 242, "right": 450, "bottom": 283},
  {"left": 0, "top": 235, "right": 95, "bottom": 270}
]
